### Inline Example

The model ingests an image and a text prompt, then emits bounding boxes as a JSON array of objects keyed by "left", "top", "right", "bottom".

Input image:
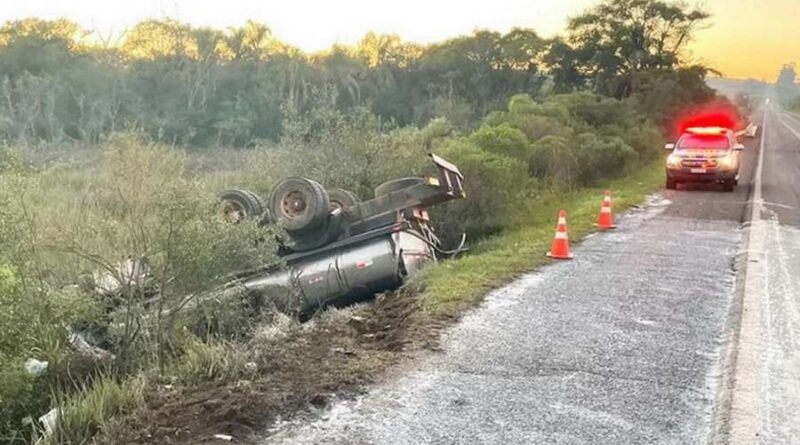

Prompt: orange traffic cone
[
  {"left": 547, "top": 210, "right": 573, "bottom": 260},
  {"left": 595, "top": 191, "right": 617, "bottom": 230}
]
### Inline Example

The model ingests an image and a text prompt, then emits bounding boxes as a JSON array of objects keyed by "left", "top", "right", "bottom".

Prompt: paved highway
[
  {"left": 261, "top": 102, "right": 799, "bottom": 444},
  {"left": 726, "top": 103, "right": 800, "bottom": 445}
]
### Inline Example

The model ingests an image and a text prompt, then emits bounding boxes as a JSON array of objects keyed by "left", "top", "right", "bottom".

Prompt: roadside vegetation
[{"left": 0, "top": 0, "right": 741, "bottom": 443}]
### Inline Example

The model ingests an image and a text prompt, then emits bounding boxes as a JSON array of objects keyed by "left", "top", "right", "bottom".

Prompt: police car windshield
[{"left": 677, "top": 134, "right": 730, "bottom": 149}]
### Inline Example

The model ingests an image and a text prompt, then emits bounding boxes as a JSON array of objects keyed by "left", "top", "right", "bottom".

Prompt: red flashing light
[
  {"left": 686, "top": 127, "right": 728, "bottom": 135},
  {"left": 677, "top": 111, "right": 739, "bottom": 135}
]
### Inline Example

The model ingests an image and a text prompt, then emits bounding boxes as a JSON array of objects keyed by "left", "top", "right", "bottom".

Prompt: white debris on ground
[
  {"left": 24, "top": 358, "right": 49, "bottom": 376},
  {"left": 38, "top": 408, "right": 59, "bottom": 437},
  {"left": 92, "top": 256, "right": 151, "bottom": 296},
  {"left": 67, "top": 328, "right": 113, "bottom": 361}
]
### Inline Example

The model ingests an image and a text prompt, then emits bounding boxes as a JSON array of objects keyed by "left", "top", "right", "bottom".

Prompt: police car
[{"left": 664, "top": 126, "right": 744, "bottom": 192}]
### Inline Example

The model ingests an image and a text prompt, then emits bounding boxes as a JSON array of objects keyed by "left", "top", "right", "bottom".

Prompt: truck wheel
[
  {"left": 665, "top": 178, "right": 677, "bottom": 190},
  {"left": 374, "top": 177, "right": 424, "bottom": 198},
  {"left": 220, "top": 189, "right": 264, "bottom": 223},
  {"left": 328, "top": 188, "right": 360, "bottom": 211},
  {"left": 270, "top": 177, "right": 330, "bottom": 234}
]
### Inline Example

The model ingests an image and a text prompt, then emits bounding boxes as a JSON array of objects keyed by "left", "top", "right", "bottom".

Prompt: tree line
[{"left": 0, "top": 0, "right": 717, "bottom": 148}]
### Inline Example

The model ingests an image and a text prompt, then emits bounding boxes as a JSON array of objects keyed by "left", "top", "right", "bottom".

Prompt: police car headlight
[
  {"left": 719, "top": 153, "right": 736, "bottom": 169},
  {"left": 667, "top": 153, "right": 682, "bottom": 168}
]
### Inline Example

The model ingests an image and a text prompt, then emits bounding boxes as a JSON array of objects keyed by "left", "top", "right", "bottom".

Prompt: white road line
[
  {"left": 774, "top": 109, "right": 800, "bottom": 140},
  {"left": 728, "top": 103, "right": 768, "bottom": 445}
]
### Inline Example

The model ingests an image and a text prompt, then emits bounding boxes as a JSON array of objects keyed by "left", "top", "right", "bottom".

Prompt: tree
[
  {"left": 553, "top": 0, "right": 710, "bottom": 97},
  {"left": 776, "top": 63, "right": 796, "bottom": 87}
]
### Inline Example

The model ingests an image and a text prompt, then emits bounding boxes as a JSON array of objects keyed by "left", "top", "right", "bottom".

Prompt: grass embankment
[
  {"left": 418, "top": 160, "right": 664, "bottom": 316},
  {"left": 65, "top": 161, "right": 666, "bottom": 445}
]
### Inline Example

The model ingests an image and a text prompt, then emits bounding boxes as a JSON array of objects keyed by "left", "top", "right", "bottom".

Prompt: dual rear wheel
[{"left": 220, "top": 181, "right": 362, "bottom": 251}]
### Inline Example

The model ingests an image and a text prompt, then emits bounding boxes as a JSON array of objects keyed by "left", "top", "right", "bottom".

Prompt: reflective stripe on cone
[
  {"left": 596, "top": 191, "right": 617, "bottom": 230},
  {"left": 547, "top": 209, "right": 573, "bottom": 260}
]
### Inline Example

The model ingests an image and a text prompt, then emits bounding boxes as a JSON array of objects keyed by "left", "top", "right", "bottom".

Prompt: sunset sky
[{"left": 0, "top": 0, "right": 795, "bottom": 81}]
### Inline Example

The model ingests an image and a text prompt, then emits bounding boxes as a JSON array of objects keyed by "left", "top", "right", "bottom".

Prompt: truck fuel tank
[{"left": 241, "top": 228, "right": 434, "bottom": 316}]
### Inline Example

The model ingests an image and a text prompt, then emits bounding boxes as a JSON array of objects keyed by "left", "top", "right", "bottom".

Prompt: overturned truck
[{"left": 220, "top": 153, "right": 465, "bottom": 317}]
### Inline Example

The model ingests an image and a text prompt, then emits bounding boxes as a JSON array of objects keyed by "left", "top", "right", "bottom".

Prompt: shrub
[
  {"left": 551, "top": 92, "right": 634, "bottom": 130},
  {"left": 529, "top": 136, "right": 580, "bottom": 186},
  {"left": 272, "top": 105, "right": 428, "bottom": 199},
  {"left": 624, "top": 124, "right": 664, "bottom": 161},
  {"left": 0, "top": 362, "right": 46, "bottom": 444},
  {"left": 433, "top": 140, "right": 530, "bottom": 243},
  {"left": 513, "top": 114, "right": 574, "bottom": 143},
  {"left": 574, "top": 133, "right": 639, "bottom": 184},
  {"left": 508, "top": 94, "right": 538, "bottom": 115},
  {"left": 469, "top": 123, "right": 531, "bottom": 160}
]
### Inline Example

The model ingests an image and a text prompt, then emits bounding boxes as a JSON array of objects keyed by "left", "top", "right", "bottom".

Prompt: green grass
[{"left": 417, "top": 161, "right": 664, "bottom": 316}]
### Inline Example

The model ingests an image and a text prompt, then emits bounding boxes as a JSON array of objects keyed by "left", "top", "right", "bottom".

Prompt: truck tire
[
  {"left": 270, "top": 177, "right": 330, "bottom": 234},
  {"left": 220, "top": 189, "right": 264, "bottom": 223},
  {"left": 328, "top": 188, "right": 360, "bottom": 211},
  {"left": 665, "top": 178, "right": 677, "bottom": 190},
  {"left": 374, "top": 177, "right": 424, "bottom": 198}
]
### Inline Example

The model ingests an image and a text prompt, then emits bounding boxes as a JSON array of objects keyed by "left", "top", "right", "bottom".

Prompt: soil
[{"left": 96, "top": 288, "right": 447, "bottom": 445}]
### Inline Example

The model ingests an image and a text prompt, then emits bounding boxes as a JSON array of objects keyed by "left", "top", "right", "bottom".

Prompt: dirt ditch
[{"left": 96, "top": 287, "right": 448, "bottom": 445}]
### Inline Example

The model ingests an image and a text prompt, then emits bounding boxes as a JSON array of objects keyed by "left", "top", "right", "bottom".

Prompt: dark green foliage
[
  {"left": 553, "top": 0, "right": 710, "bottom": 97},
  {"left": 0, "top": 19, "right": 553, "bottom": 148},
  {"left": 0, "top": 3, "right": 716, "bottom": 149},
  {"left": 574, "top": 133, "right": 639, "bottom": 184},
  {"left": 433, "top": 140, "right": 530, "bottom": 241},
  {"left": 433, "top": 91, "right": 660, "bottom": 240},
  {"left": 529, "top": 136, "right": 579, "bottom": 184},
  {"left": 469, "top": 124, "right": 531, "bottom": 160}
]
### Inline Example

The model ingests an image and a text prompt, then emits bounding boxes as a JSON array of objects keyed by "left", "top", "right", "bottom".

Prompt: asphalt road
[
  {"left": 726, "top": 103, "right": 800, "bottom": 445},
  {"left": 261, "top": 104, "right": 799, "bottom": 445}
]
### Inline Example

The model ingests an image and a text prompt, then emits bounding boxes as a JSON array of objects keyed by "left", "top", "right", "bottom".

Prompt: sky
[{"left": 0, "top": 0, "right": 796, "bottom": 80}]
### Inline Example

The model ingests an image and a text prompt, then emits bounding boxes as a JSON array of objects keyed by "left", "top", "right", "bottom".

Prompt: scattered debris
[
  {"left": 330, "top": 347, "right": 355, "bottom": 356},
  {"left": 92, "top": 256, "right": 152, "bottom": 296},
  {"left": 213, "top": 433, "right": 233, "bottom": 441},
  {"left": 24, "top": 358, "right": 49, "bottom": 376},
  {"left": 67, "top": 328, "right": 113, "bottom": 362},
  {"left": 39, "top": 408, "right": 59, "bottom": 437}
]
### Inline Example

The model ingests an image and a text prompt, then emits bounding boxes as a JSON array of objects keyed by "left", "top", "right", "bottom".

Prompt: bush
[
  {"left": 529, "top": 136, "right": 580, "bottom": 186},
  {"left": 624, "top": 124, "right": 664, "bottom": 161},
  {"left": 574, "top": 133, "right": 639, "bottom": 184},
  {"left": 469, "top": 123, "right": 531, "bottom": 160},
  {"left": 0, "top": 362, "right": 46, "bottom": 444},
  {"left": 507, "top": 94, "right": 572, "bottom": 125},
  {"left": 433, "top": 140, "right": 530, "bottom": 243},
  {"left": 551, "top": 92, "right": 634, "bottom": 130},
  {"left": 268, "top": 105, "right": 428, "bottom": 199},
  {"left": 513, "top": 114, "right": 574, "bottom": 143},
  {"left": 508, "top": 94, "right": 539, "bottom": 116}
]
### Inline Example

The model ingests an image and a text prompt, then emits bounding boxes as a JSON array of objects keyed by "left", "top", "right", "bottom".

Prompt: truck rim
[
  {"left": 281, "top": 191, "right": 308, "bottom": 219},
  {"left": 222, "top": 201, "right": 245, "bottom": 223}
]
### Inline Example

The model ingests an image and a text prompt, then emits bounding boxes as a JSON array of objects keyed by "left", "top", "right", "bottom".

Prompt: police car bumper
[{"left": 666, "top": 167, "right": 737, "bottom": 183}]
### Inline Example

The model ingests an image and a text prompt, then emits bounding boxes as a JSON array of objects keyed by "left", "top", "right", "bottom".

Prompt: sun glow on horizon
[{"left": 0, "top": 0, "right": 795, "bottom": 80}]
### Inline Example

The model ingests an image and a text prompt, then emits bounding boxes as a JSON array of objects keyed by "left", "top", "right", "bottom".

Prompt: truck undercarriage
[{"left": 219, "top": 153, "right": 466, "bottom": 316}]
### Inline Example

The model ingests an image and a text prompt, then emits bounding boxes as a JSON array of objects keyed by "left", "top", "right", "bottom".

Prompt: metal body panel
[{"left": 242, "top": 229, "right": 435, "bottom": 315}]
